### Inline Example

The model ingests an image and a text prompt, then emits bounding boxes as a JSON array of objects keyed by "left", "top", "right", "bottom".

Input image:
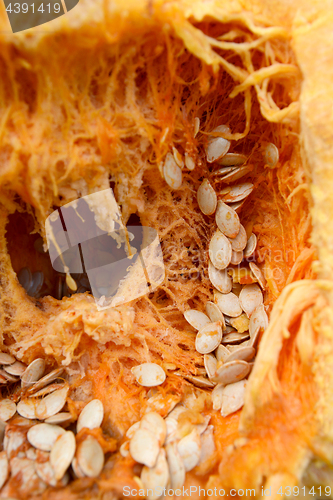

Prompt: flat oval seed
[
  {"left": 28, "top": 271, "right": 44, "bottom": 297},
  {"left": 206, "top": 125, "right": 231, "bottom": 163},
  {"left": 219, "top": 165, "right": 251, "bottom": 184},
  {"left": 172, "top": 147, "right": 184, "bottom": 168},
  {"left": 0, "top": 399, "right": 16, "bottom": 421},
  {"left": 213, "top": 166, "right": 238, "bottom": 177},
  {"left": 224, "top": 346, "right": 255, "bottom": 363},
  {"left": 209, "top": 230, "right": 232, "bottom": 270},
  {"left": 27, "top": 367, "right": 64, "bottom": 395},
  {"left": 126, "top": 421, "right": 141, "bottom": 439},
  {"left": 17, "top": 399, "right": 38, "bottom": 419},
  {"left": 217, "top": 153, "right": 247, "bottom": 166},
  {"left": 215, "top": 291, "right": 242, "bottom": 318},
  {"left": 5, "top": 361, "right": 27, "bottom": 376},
  {"left": 45, "top": 412, "right": 73, "bottom": 425},
  {"left": 184, "top": 310, "right": 210, "bottom": 330},
  {"left": 221, "top": 380, "right": 247, "bottom": 417},
  {"left": 27, "top": 424, "right": 65, "bottom": 451},
  {"left": 249, "top": 304, "right": 269, "bottom": 338},
  {"left": 35, "top": 459, "right": 58, "bottom": 486},
  {"left": 265, "top": 143, "right": 279, "bottom": 168},
  {"left": 36, "top": 386, "right": 69, "bottom": 420},
  {"left": 177, "top": 428, "right": 201, "bottom": 471},
  {"left": 50, "top": 430, "right": 76, "bottom": 481},
  {"left": 194, "top": 117, "right": 200, "bottom": 138},
  {"left": 166, "top": 442, "right": 185, "bottom": 490},
  {"left": 77, "top": 436, "right": 104, "bottom": 478},
  {"left": 0, "top": 353, "right": 16, "bottom": 365},
  {"left": 184, "top": 152, "right": 195, "bottom": 171},
  {"left": 230, "top": 250, "right": 243, "bottom": 265},
  {"left": 211, "top": 384, "right": 224, "bottom": 410},
  {"left": 141, "top": 448, "right": 169, "bottom": 500},
  {"left": 18, "top": 267, "right": 32, "bottom": 292},
  {"left": 249, "top": 262, "right": 266, "bottom": 289},
  {"left": 215, "top": 344, "right": 230, "bottom": 362},
  {"left": 220, "top": 183, "right": 254, "bottom": 203},
  {"left": 163, "top": 152, "right": 182, "bottom": 190},
  {"left": 119, "top": 441, "right": 130, "bottom": 458},
  {"left": 29, "top": 382, "right": 64, "bottom": 399},
  {"left": 214, "top": 360, "right": 250, "bottom": 385},
  {"left": 131, "top": 363, "right": 166, "bottom": 387},
  {"left": 184, "top": 374, "right": 215, "bottom": 388},
  {"left": 130, "top": 428, "right": 160, "bottom": 467},
  {"left": 239, "top": 284, "right": 263, "bottom": 318},
  {"left": 206, "top": 301, "right": 224, "bottom": 324},
  {"left": 208, "top": 260, "right": 232, "bottom": 294},
  {"left": 222, "top": 331, "right": 249, "bottom": 345},
  {"left": 77, "top": 399, "right": 104, "bottom": 433},
  {"left": 195, "top": 322, "right": 222, "bottom": 355},
  {"left": 21, "top": 358, "right": 45, "bottom": 388},
  {"left": 244, "top": 233, "right": 257, "bottom": 258},
  {"left": 204, "top": 354, "right": 217, "bottom": 379},
  {"left": 247, "top": 327, "right": 261, "bottom": 348},
  {"left": 0, "top": 451, "right": 9, "bottom": 489},
  {"left": 197, "top": 179, "right": 217, "bottom": 215},
  {"left": 228, "top": 224, "right": 247, "bottom": 251},
  {"left": 140, "top": 412, "right": 166, "bottom": 446}
]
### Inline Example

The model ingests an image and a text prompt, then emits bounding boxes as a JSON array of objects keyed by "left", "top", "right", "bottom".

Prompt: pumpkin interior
[{"left": 0, "top": 6, "right": 322, "bottom": 499}]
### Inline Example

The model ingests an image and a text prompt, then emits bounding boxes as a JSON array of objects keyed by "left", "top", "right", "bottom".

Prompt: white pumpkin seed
[
  {"left": 244, "top": 233, "right": 257, "bottom": 258},
  {"left": 163, "top": 152, "right": 182, "bottom": 190},
  {"left": 131, "top": 363, "right": 166, "bottom": 387},
  {"left": 184, "top": 374, "right": 215, "bottom": 388},
  {"left": 215, "top": 200, "right": 240, "bottom": 239},
  {"left": 213, "top": 360, "right": 250, "bottom": 385},
  {"left": 213, "top": 165, "right": 238, "bottom": 176},
  {"left": 0, "top": 399, "right": 16, "bottom": 421},
  {"left": 230, "top": 250, "right": 243, "bottom": 265},
  {"left": 229, "top": 199, "right": 246, "bottom": 213},
  {"left": 50, "top": 430, "right": 76, "bottom": 481},
  {"left": 0, "top": 353, "right": 16, "bottom": 365},
  {"left": 17, "top": 399, "right": 38, "bottom": 419},
  {"left": 77, "top": 399, "right": 104, "bottom": 433},
  {"left": 221, "top": 380, "right": 247, "bottom": 417},
  {"left": 172, "top": 147, "right": 184, "bottom": 168},
  {"left": 249, "top": 262, "right": 266, "bottom": 289},
  {"left": 206, "top": 125, "right": 231, "bottom": 163},
  {"left": 166, "top": 442, "right": 185, "bottom": 489},
  {"left": 184, "top": 152, "right": 195, "bottom": 170},
  {"left": 29, "top": 382, "right": 64, "bottom": 399},
  {"left": 0, "top": 451, "right": 9, "bottom": 489},
  {"left": 126, "top": 421, "right": 141, "bottom": 439},
  {"left": 194, "top": 117, "right": 200, "bottom": 137},
  {"left": 215, "top": 344, "right": 230, "bottom": 362},
  {"left": 222, "top": 331, "right": 249, "bottom": 345},
  {"left": 265, "top": 143, "right": 279, "bottom": 168},
  {"left": 239, "top": 284, "right": 263, "bottom": 318},
  {"left": 164, "top": 417, "right": 178, "bottom": 445},
  {"left": 119, "top": 441, "right": 130, "bottom": 458},
  {"left": 214, "top": 291, "right": 242, "bottom": 318},
  {"left": 21, "top": 358, "right": 45, "bottom": 388},
  {"left": 184, "top": 309, "right": 210, "bottom": 330},
  {"left": 5, "top": 361, "right": 27, "bottom": 376},
  {"left": 206, "top": 301, "right": 224, "bottom": 324},
  {"left": 36, "top": 386, "right": 69, "bottom": 420},
  {"left": 195, "top": 321, "right": 222, "bottom": 355},
  {"left": 204, "top": 354, "right": 217, "bottom": 379},
  {"left": 217, "top": 153, "right": 247, "bottom": 166},
  {"left": 228, "top": 224, "right": 247, "bottom": 251},
  {"left": 209, "top": 230, "right": 232, "bottom": 270},
  {"left": 45, "top": 412, "right": 72, "bottom": 425},
  {"left": 35, "top": 459, "right": 58, "bottom": 486},
  {"left": 77, "top": 436, "right": 104, "bottom": 478},
  {"left": 141, "top": 448, "right": 169, "bottom": 500},
  {"left": 140, "top": 412, "right": 166, "bottom": 446},
  {"left": 167, "top": 404, "right": 186, "bottom": 421},
  {"left": 27, "top": 423, "right": 65, "bottom": 451},
  {"left": 197, "top": 179, "right": 217, "bottom": 215},
  {"left": 130, "top": 428, "right": 160, "bottom": 467},
  {"left": 249, "top": 304, "right": 268, "bottom": 337},
  {"left": 177, "top": 428, "right": 201, "bottom": 471},
  {"left": 219, "top": 165, "right": 251, "bottom": 184},
  {"left": 220, "top": 183, "right": 254, "bottom": 203},
  {"left": 198, "top": 425, "right": 216, "bottom": 466},
  {"left": 211, "top": 384, "right": 224, "bottom": 410},
  {"left": 224, "top": 346, "right": 255, "bottom": 363},
  {"left": 208, "top": 260, "right": 232, "bottom": 294},
  {"left": 26, "top": 367, "right": 64, "bottom": 395}
]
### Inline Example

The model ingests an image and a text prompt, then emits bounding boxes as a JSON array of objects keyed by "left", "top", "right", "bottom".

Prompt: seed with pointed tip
[
  {"left": 77, "top": 399, "right": 104, "bottom": 433},
  {"left": 197, "top": 179, "right": 217, "bottom": 216},
  {"left": 131, "top": 363, "right": 166, "bottom": 387},
  {"left": 163, "top": 152, "right": 182, "bottom": 190}
]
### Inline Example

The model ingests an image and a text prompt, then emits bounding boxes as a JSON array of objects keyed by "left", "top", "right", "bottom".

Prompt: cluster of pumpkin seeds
[
  {"left": 120, "top": 395, "right": 215, "bottom": 496},
  {"left": 0, "top": 354, "right": 107, "bottom": 492}
]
